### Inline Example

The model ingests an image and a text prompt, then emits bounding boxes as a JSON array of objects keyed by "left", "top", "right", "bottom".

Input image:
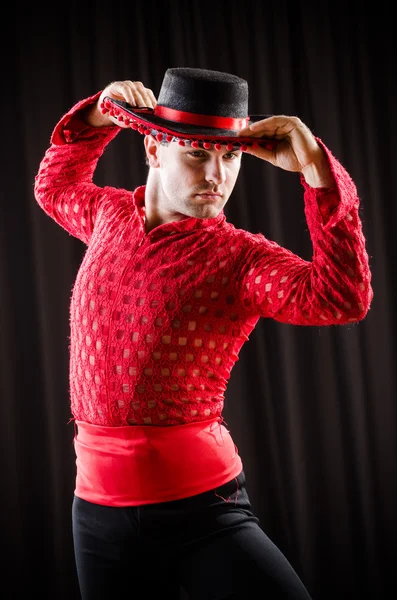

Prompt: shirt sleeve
[
  {"left": 33, "top": 91, "right": 130, "bottom": 245},
  {"left": 239, "top": 140, "right": 373, "bottom": 326}
]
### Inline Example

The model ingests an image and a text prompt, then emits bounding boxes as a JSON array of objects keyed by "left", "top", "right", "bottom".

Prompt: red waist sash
[{"left": 73, "top": 417, "right": 242, "bottom": 506}]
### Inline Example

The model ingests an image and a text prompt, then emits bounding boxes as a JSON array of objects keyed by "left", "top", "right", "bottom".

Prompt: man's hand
[
  {"left": 238, "top": 115, "right": 335, "bottom": 188},
  {"left": 83, "top": 80, "right": 157, "bottom": 128}
]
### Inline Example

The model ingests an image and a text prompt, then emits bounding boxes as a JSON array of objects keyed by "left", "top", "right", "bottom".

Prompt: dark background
[{"left": 4, "top": 2, "right": 395, "bottom": 598}]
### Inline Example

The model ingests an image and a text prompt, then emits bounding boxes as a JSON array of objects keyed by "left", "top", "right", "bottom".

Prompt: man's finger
[{"left": 238, "top": 125, "right": 253, "bottom": 136}]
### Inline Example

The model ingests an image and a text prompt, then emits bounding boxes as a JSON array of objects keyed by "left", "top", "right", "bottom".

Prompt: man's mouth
[{"left": 196, "top": 192, "right": 223, "bottom": 199}]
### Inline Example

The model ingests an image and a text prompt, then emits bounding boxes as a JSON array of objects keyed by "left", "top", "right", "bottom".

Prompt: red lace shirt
[{"left": 34, "top": 93, "right": 373, "bottom": 429}]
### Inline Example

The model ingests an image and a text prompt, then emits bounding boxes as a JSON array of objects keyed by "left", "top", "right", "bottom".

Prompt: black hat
[{"left": 100, "top": 67, "right": 274, "bottom": 151}]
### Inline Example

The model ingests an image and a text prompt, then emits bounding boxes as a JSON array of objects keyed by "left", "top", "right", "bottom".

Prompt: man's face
[{"left": 145, "top": 137, "right": 242, "bottom": 220}]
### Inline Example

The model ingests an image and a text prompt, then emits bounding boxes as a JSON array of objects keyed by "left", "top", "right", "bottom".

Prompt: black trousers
[{"left": 72, "top": 470, "right": 313, "bottom": 599}]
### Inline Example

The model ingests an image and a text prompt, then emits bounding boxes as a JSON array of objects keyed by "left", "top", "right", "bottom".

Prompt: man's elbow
[{"left": 343, "top": 285, "right": 374, "bottom": 324}]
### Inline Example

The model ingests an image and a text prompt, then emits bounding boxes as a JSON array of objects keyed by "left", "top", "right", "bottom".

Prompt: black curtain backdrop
[{"left": 4, "top": 2, "right": 396, "bottom": 599}]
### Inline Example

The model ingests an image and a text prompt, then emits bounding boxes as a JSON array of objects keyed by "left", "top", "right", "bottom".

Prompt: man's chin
[
  {"left": 190, "top": 205, "right": 222, "bottom": 219},
  {"left": 188, "top": 196, "right": 225, "bottom": 218}
]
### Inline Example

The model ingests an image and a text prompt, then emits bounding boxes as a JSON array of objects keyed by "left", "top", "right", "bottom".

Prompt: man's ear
[{"left": 144, "top": 135, "right": 161, "bottom": 168}]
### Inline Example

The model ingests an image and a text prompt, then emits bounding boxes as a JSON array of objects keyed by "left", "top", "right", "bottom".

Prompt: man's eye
[{"left": 187, "top": 150, "right": 238, "bottom": 159}]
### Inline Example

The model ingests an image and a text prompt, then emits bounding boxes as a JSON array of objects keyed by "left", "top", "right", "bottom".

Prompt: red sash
[{"left": 74, "top": 417, "right": 242, "bottom": 506}]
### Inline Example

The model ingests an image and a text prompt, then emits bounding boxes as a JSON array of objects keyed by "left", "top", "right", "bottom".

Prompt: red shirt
[
  {"left": 34, "top": 92, "right": 373, "bottom": 428},
  {"left": 34, "top": 93, "right": 373, "bottom": 504}
]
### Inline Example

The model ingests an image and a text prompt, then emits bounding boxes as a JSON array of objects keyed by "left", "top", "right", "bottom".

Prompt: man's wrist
[
  {"left": 302, "top": 164, "right": 335, "bottom": 188},
  {"left": 301, "top": 148, "right": 335, "bottom": 188},
  {"left": 81, "top": 101, "right": 114, "bottom": 127}
]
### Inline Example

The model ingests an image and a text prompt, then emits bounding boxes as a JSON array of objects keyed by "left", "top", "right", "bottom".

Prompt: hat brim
[{"left": 103, "top": 97, "right": 275, "bottom": 148}]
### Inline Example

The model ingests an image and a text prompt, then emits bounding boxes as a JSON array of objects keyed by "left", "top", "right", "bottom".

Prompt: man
[{"left": 34, "top": 67, "right": 373, "bottom": 599}]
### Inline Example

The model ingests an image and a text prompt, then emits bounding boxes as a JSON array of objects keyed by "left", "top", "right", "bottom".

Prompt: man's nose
[{"left": 205, "top": 158, "right": 226, "bottom": 185}]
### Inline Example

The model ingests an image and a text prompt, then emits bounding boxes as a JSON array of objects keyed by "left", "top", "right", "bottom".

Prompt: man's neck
[{"left": 144, "top": 177, "right": 186, "bottom": 233}]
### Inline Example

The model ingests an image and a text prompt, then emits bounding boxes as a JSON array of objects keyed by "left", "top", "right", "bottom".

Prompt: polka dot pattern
[{"left": 34, "top": 102, "right": 373, "bottom": 427}]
